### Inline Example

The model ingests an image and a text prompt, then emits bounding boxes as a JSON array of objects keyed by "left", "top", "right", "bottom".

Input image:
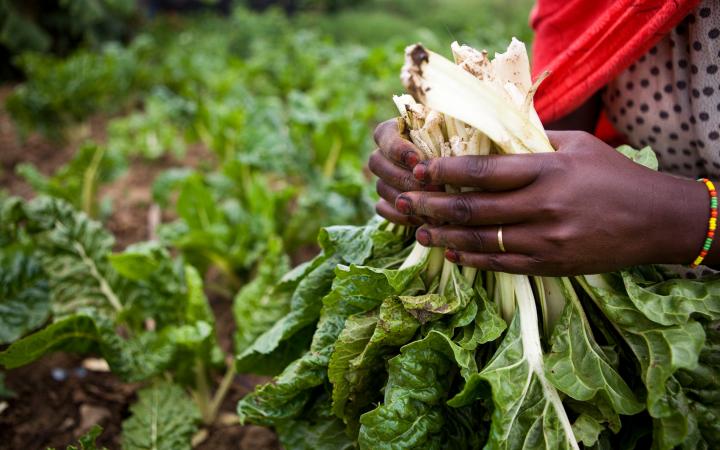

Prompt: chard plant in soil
[
  {"left": 236, "top": 39, "right": 720, "bottom": 449},
  {"left": 0, "top": 194, "right": 264, "bottom": 449}
]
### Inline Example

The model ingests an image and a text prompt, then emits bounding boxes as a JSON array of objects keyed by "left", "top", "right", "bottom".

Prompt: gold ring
[{"left": 497, "top": 226, "right": 506, "bottom": 253}]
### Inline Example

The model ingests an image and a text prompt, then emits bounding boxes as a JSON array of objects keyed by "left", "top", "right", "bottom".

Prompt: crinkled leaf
[
  {"left": 0, "top": 313, "right": 109, "bottom": 369},
  {"left": 456, "top": 284, "right": 506, "bottom": 350},
  {"left": 21, "top": 196, "right": 123, "bottom": 318},
  {"left": 330, "top": 296, "right": 419, "bottom": 434},
  {"left": 112, "top": 242, "right": 190, "bottom": 329},
  {"left": 175, "top": 174, "right": 220, "bottom": 231},
  {"left": 238, "top": 262, "right": 403, "bottom": 425},
  {"left": 0, "top": 250, "right": 50, "bottom": 344},
  {"left": 571, "top": 414, "right": 604, "bottom": 447},
  {"left": 183, "top": 265, "right": 215, "bottom": 326},
  {"left": 358, "top": 330, "right": 483, "bottom": 450},
  {"left": 621, "top": 269, "right": 720, "bottom": 326},
  {"left": 581, "top": 274, "right": 706, "bottom": 449},
  {"left": 0, "top": 311, "right": 195, "bottom": 382},
  {"left": 65, "top": 425, "right": 107, "bottom": 450},
  {"left": 615, "top": 145, "right": 659, "bottom": 170},
  {"left": 545, "top": 278, "right": 643, "bottom": 417},
  {"left": 121, "top": 382, "right": 200, "bottom": 450},
  {"left": 235, "top": 254, "right": 337, "bottom": 375},
  {"left": 275, "top": 394, "right": 355, "bottom": 450},
  {"left": 477, "top": 312, "right": 577, "bottom": 450},
  {"left": 108, "top": 242, "right": 166, "bottom": 281},
  {"left": 328, "top": 310, "right": 378, "bottom": 422},
  {"left": 233, "top": 236, "right": 291, "bottom": 352},
  {"left": 15, "top": 142, "right": 125, "bottom": 218}
]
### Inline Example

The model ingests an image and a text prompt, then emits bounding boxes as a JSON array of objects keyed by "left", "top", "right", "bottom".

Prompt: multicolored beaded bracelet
[{"left": 690, "top": 178, "right": 718, "bottom": 268}]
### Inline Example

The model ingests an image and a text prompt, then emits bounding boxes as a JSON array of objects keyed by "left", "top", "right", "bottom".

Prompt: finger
[
  {"left": 376, "top": 199, "right": 423, "bottom": 226},
  {"left": 369, "top": 150, "right": 427, "bottom": 192},
  {"left": 396, "top": 191, "right": 530, "bottom": 225},
  {"left": 376, "top": 179, "right": 402, "bottom": 204},
  {"left": 373, "top": 118, "right": 424, "bottom": 169},
  {"left": 412, "top": 154, "right": 547, "bottom": 191},
  {"left": 415, "top": 224, "right": 532, "bottom": 254},
  {"left": 445, "top": 249, "right": 542, "bottom": 275}
]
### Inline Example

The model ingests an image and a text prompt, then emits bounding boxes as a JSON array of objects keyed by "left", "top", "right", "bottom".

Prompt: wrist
[{"left": 649, "top": 175, "right": 710, "bottom": 265}]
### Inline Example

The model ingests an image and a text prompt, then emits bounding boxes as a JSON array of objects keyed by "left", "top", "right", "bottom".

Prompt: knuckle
[
  {"left": 537, "top": 199, "right": 564, "bottom": 220},
  {"left": 450, "top": 196, "right": 473, "bottom": 224},
  {"left": 400, "top": 172, "right": 418, "bottom": 191},
  {"left": 544, "top": 226, "right": 574, "bottom": 251},
  {"left": 468, "top": 229, "right": 489, "bottom": 252},
  {"left": 467, "top": 156, "right": 496, "bottom": 180},
  {"left": 428, "top": 159, "right": 445, "bottom": 182},
  {"left": 485, "top": 254, "right": 506, "bottom": 272}
]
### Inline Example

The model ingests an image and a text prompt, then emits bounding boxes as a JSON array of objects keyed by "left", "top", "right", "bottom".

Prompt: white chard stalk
[{"left": 394, "top": 38, "right": 578, "bottom": 449}]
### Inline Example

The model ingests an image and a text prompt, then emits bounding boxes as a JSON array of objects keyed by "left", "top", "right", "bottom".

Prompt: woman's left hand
[{"left": 395, "top": 130, "right": 708, "bottom": 275}]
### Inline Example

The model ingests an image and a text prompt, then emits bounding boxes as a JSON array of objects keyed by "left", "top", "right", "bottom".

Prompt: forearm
[{"left": 649, "top": 175, "right": 720, "bottom": 267}]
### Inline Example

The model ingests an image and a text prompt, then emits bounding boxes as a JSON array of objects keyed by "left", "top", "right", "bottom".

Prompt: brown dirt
[
  {"left": 1, "top": 352, "right": 281, "bottom": 450},
  {"left": 0, "top": 84, "right": 282, "bottom": 449}
]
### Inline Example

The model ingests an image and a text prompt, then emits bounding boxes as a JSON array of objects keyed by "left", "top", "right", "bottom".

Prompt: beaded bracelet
[{"left": 690, "top": 178, "right": 717, "bottom": 268}]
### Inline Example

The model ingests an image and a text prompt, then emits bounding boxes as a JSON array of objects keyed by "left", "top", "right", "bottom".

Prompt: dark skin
[{"left": 369, "top": 95, "right": 720, "bottom": 275}]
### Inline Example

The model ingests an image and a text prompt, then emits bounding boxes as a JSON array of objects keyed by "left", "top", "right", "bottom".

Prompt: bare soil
[{"left": 0, "top": 86, "right": 282, "bottom": 450}]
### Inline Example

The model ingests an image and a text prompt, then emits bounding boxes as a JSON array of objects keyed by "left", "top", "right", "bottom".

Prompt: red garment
[{"left": 530, "top": 0, "right": 701, "bottom": 130}]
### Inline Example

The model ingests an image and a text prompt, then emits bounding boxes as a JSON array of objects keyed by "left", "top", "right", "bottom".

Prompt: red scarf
[{"left": 531, "top": 0, "right": 700, "bottom": 135}]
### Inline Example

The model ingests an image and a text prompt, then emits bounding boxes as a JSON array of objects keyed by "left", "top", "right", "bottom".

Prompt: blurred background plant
[{"left": 0, "top": 0, "right": 534, "bottom": 448}]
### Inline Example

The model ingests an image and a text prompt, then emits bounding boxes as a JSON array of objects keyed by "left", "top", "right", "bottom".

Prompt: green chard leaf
[
  {"left": 21, "top": 196, "right": 123, "bottom": 317},
  {"left": 0, "top": 312, "right": 175, "bottom": 381},
  {"left": 0, "top": 250, "right": 50, "bottom": 344},
  {"left": 358, "top": 330, "right": 483, "bottom": 450},
  {"left": 233, "top": 235, "right": 291, "bottom": 352},
  {"left": 621, "top": 268, "right": 720, "bottom": 326},
  {"left": 477, "top": 320, "right": 575, "bottom": 449},
  {"left": 275, "top": 393, "right": 355, "bottom": 450},
  {"left": 545, "top": 278, "right": 644, "bottom": 419},
  {"left": 456, "top": 283, "right": 506, "bottom": 350},
  {"left": 571, "top": 414, "right": 604, "bottom": 448},
  {"left": 238, "top": 262, "right": 404, "bottom": 425},
  {"left": 399, "top": 264, "right": 472, "bottom": 323},
  {"left": 121, "top": 382, "right": 200, "bottom": 450},
  {"left": 615, "top": 145, "right": 659, "bottom": 170},
  {"left": 581, "top": 274, "right": 706, "bottom": 449},
  {"left": 329, "top": 297, "right": 419, "bottom": 434},
  {"left": 66, "top": 425, "right": 107, "bottom": 450},
  {"left": 235, "top": 254, "right": 337, "bottom": 375}
]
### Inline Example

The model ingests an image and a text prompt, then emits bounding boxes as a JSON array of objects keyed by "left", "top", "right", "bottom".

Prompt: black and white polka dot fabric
[{"left": 604, "top": 0, "right": 720, "bottom": 179}]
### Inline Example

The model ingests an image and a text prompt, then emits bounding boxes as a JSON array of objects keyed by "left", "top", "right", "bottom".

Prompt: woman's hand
[
  {"left": 369, "top": 118, "right": 442, "bottom": 226},
  {"left": 393, "top": 130, "right": 710, "bottom": 275}
]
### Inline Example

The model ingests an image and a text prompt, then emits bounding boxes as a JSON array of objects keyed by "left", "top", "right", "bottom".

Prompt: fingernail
[
  {"left": 395, "top": 196, "right": 412, "bottom": 215},
  {"left": 416, "top": 228, "right": 431, "bottom": 246},
  {"left": 445, "top": 249, "right": 459, "bottom": 263},
  {"left": 404, "top": 151, "right": 419, "bottom": 168},
  {"left": 413, "top": 161, "right": 428, "bottom": 181}
]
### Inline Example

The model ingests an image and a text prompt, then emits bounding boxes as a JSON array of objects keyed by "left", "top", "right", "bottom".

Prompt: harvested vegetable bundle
[{"left": 237, "top": 39, "right": 720, "bottom": 450}]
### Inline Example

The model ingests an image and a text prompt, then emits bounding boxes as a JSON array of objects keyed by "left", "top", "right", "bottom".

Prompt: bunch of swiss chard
[{"left": 236, "top": 39, "right": 720, "bottom": 449}]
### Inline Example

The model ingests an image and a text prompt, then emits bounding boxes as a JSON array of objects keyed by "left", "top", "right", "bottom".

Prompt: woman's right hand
[{"left": 369, "top": 118, "right": 440, "bottom": 225}]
